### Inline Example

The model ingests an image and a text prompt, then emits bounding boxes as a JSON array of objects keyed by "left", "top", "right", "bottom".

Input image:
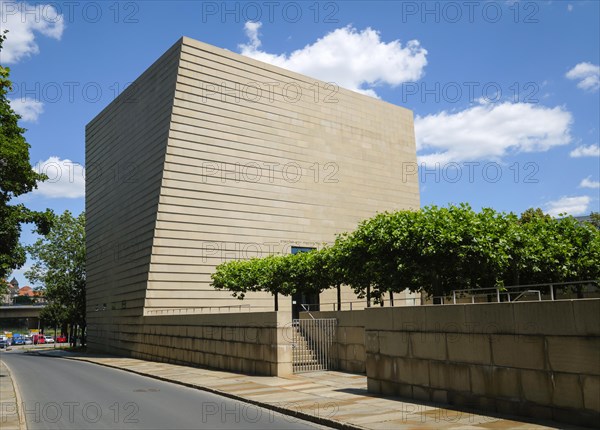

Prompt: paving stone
[{"left": 0, "top": 359, "right": 23, "bottom": 430}]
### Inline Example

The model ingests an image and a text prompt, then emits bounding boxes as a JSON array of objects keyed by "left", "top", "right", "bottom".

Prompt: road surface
[{"left": 1, "top": 350, "right": 328, "bottom": 430}]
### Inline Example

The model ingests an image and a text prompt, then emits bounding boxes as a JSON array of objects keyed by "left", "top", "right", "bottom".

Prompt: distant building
[
  {"left": 1, "top": 278, "right": 20, "bottom": 305},
  {"left": 18, "top": 286, "right": 33, "bottom": 297}
]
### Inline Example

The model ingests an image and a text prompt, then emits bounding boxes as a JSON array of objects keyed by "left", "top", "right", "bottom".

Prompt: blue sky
[{"left": 1, "top": 1, "right": 599, "bottom": 286}]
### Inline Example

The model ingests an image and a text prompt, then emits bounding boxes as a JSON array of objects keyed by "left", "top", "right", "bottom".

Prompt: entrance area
[
  {"left": 290, "top": 246, "right": 319, "bottom": 319},
  {"left": 291, "top": 318, "right": 337, "bottom": 373}
]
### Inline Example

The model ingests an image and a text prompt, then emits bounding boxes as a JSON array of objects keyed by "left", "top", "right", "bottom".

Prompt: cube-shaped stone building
[{"left": 86, "top": 37, "right": 419, "bottom": 353}]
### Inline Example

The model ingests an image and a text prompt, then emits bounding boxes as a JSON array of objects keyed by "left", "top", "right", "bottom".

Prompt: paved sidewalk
[
  {"left": 0, "top": 357, "right": 25, "bottom": 430},
  {"left": 29, "top": 349, "right": 573, "bottom": 430}
]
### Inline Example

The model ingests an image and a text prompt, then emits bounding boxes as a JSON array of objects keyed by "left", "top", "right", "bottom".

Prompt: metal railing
[
  {"left": 292, "top": 318, "right": 337, "bottom": 373},
  {"left": 145, "top": 304, "right": 257, "bottom": 315},
  {"left": 300, "top": 304, "right": 316, "bottom": 319},
  {"left": 432, "top": 280, "right": 599, "bottom": 305},
  {"left": 299, "top": 297, "right": 420, "bottom": 312}
]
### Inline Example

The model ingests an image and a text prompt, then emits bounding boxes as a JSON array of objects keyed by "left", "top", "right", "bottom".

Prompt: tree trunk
[
  {"left": 336, "top": 285, "right": 341, "bottom": 311},
  {"left": 80, "top": 323, "right": 86, "bottom": 347},
  {"left": 69, "top": 323, "right": 75, "bottom": 347}
]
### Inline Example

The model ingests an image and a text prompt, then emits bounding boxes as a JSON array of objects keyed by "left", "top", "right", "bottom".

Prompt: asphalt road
[{"left": 1, "top": 350, "right": 328, "bottom": 430}]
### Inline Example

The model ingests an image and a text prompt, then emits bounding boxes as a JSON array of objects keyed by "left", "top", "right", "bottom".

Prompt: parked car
[
  {"left": 0, "top": 340, "right": 7, "bottom": 349},
  {"left": 44, "top": 335, "right": 55, "bottom": 343},
  {"left": 32, "top": 334, "right": 46, "bottom": 344},
  {"left": 56, "top": 335, "right": 67, "bottom": 343},
  {"left": 23, "top": 337, "right": 33, "bottom": 345},
  {"left": 11, "top": 337, "right": 24, "bottom": 345}
]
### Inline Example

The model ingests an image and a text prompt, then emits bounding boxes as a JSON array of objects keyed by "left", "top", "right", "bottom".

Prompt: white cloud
[
  {"left": 242, "top": 21, "right": 262, "bottom": 51},
  {"left": 570, "top": 144, "right": 600, "bottom": 158},
  {"left": 8, "top": 97, "right": 43, "bottom": 122},
  {"left": 546, "top": 196, "right": 591, "bottom": 217},
  {"left": 238, "top": 22, "right": 428, "bottom": 97},
  {"left": 566, "top": 62, "right": 600, "bottom": 92},
  {"left": 0, "top": 1, "right": 64, "bottom": 64},
  {"left": 415, "top": 102, "right": 573, "bottom": 164},
  {"left": 580, "top": 177, "right": 600, "bottom": 189},
  {"left": 567, "top": 4, "right": 573, "bottom": 12},
  {"left": 31, "top": 157, "right": 85, "bottom": 199}
]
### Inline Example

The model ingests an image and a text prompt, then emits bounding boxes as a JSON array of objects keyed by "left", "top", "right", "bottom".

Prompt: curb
[
  {"left": 27, "top": 351, "right": 363, "bottom": 430},
  {"left": 1, "top": 359, "right": 27, "bottom": 430}
]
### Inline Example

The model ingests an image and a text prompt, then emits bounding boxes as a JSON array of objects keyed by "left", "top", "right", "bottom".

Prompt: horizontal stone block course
[
  {"left": 366, "top": 354, "right": 380, "bottom": 380},
  {"left": 547, "top": 336, "right": 600, "bottom": 375},
  {"left": 492, "top": 367, "right": 520, "bottom": 400},
  {"left": 519, "top": 369, "right": 553, "bottom": 405},
  {"left": 365, "top": 331, "right": 379, "bottom": 354},
  {"left": 364, "top": 308, "right": 395, "bottom": 331},
  {"left": 366, "top": 377, "right": 380, "bottom": 394},
  {"left": 341, "top": 359, "right": 365, "bottom": 374},
  {"left": 411, "top": 385, "right": 430, "bottom": 402},
  {"left": 344, "top": 327, "right": 365, "bottom": 345},
  {"left": 396, "top": 357, "right": 429, "bottom": 387},
  {"left": 410, "top": 332, "right": 446, "bottom": 361},
  {"left": 463, "top": 303, "right": 516, "bottom": 335},
  {"left": 491, "top": 334, "right": 545, "bottom": 370},
  {"left": 424, "top": 305, "right": 467, "bottom": 332},
  {"left": 379, "top": 331, "right": 409, "bottom": 357},
  {"left": 552, "top": 373, "right": 584, "bottom": 410},
  {"left": 387, "top": 306, "right": 427, "bottom": 332},
  {"left": 512, "top": 300, "right": 577, "bottom": 336},
  {"left": 429, "top": 361, "right": 470, "bottom": 393},
  {"left": 447, "top": 333, "right": 491, "bottom": 365},
  {"left": 572, "top": 300, "right": 600, "bottom": 336},
  {"left": 380, "top": 380, "right": 398, "bottom": 397},
  {"left": 354, "top": 345, "right": 366, "bottom": 362},
  {"left": 469, "top": 365, "right": 494, "bottom": 397},
  {"left": 583, "top": 375, "right": 600, "bottom": 413}
]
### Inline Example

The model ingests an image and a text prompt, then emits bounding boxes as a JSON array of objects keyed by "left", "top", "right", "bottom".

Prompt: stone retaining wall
[
  {"left": 365, "top": 300, "right": 600, "bottom": 428},
  {"left": 87, "top": 311, "right": 293, "bottom": 376}
]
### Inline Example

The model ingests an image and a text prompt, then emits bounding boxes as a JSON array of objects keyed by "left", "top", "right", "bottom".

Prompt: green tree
[
  {"left": 26, "top": 211, "right": 86, "bottom": 345},
  {"left": 212, "top": 250, "right": 334, "bottom": 309},
  {"left": 589, "top": 212, "right": 600, "bottom": 229},
  {"left": 511, "top": 210, "right": 600, "bottom": 286},
  {"left": 1, "top": 31, "right": 53, "bottom": 281},
  {"left": 319, "top": 246, "right": 347, "bottom": 309},
  {"left": 330, "top": 210, "right": 419, "bottom": 306},
  {"left": 212, "top": 204, "right": 600, "bottom": 305},
  {"left": 336, "top": 205, "right": 515, "bottom": 301}
]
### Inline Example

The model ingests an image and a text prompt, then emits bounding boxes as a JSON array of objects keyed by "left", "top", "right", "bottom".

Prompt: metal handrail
[
  {"left": 511, "top": 290, "right": 541, "bottom": 302},
  {"left": 145, "top": 304, "right": 254, "bottom": 315},
  {"left": 300, "top": 304, "right": 316, "bottom": 319},
  {"left": 299, "top": 297, "right": 419, "bottom": 312},
  {"left": 437, "top": 280, "right": 600, "bottom": 305}
]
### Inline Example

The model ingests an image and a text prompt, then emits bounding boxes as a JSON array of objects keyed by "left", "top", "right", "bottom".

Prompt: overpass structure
[{"left": 0, "top": 305, "right": 44, "bottom": 330}]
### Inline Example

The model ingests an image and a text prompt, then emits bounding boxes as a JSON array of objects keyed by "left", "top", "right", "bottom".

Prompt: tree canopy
[
  {"left": 212, "top": 250, "right": 332, "bottom": 300},
  {"left": 26, "top": 211, "right": 86, "bottom": 341},
  {"left": 211, "top": 205, "right": 600, "bottom": 304},
  {"left": 0, "top": 31, "right": 53, "bottom": 284}
]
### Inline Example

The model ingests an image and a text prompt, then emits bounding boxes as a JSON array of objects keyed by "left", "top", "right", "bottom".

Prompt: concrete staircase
[{"left": 292, "top": 327, "right": 324, "bottom": 372}]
